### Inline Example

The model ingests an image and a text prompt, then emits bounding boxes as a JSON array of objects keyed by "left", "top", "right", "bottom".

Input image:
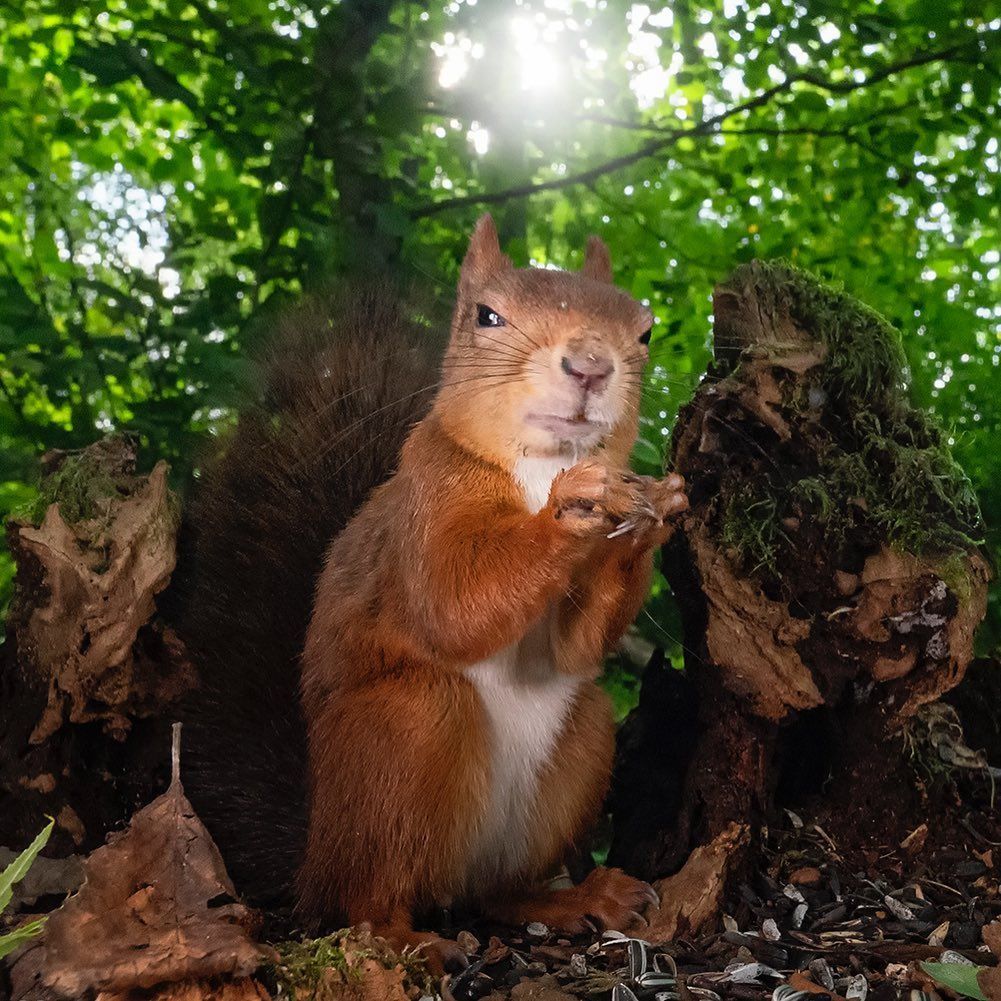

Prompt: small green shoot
[{"left": 0, "top": 820, "right": 54, "bottom": 960}]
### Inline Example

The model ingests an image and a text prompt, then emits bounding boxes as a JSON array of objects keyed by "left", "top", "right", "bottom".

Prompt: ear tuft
[
  {"left": 460, "top": 214, "right": 512, "bottom": 288},
  {"left": 581, "top": 235, "right": 613, "bottom": 284}
]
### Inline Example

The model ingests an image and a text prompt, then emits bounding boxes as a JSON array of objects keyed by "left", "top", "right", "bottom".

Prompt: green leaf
[
  {"left": 889, "top": 129, "right": 921, "bottom": 154},
  {"left": 69, "top": 41, "right": 134, "bottom": 86},
  {"left": 972, "top": 70, "right": 995, "bottom": 107},
  {"left": 793, "top": 91, "right": 830, "bottom": 113},
  {"left": 0, "top": 916, "right": 47, "bottom": 960},
  {"left": 0, "top": 820, "right": 54, "bottom": 915},
  {"left": 631, "top": 434, "right": 663, "bottom": 470},
  {"left": 921, "top": 963, "right": 988, "bottom": 1001}
]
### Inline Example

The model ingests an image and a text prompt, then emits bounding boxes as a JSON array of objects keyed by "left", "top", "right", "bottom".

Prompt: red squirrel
[{"left": 179, "top": 216, "right": 687, "bottom": 968}]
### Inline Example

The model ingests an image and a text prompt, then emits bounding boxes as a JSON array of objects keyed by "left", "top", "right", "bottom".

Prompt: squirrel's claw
[{"left": 606, "top": 519, "right": 637, "bottom": 539}]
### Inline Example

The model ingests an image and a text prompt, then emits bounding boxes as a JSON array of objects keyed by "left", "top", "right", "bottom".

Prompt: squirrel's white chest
[
  {"left": 464, "top": 615, "right": 580, "bottom": 887},
  {"left": 513, "top": 454, "right": 574, "bottom": 514},
  {"left": 460, "top": 455, "right": 580, "bottom": 888}
]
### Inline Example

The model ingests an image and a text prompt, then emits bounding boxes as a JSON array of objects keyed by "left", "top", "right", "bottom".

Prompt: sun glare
[
  {"left": 429, "top": 3, "right": 736, "bottom": 141},
  {"left": 511, "top": 15, "right": 563, "bottom": 92}
]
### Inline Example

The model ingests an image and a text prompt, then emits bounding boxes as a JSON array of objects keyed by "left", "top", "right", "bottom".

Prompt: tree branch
[
  {"left": 575, "top": 99, "right": 918, "bottom": 136},
  {"left": 412, "top": 34, "right": 988, "bottom": 218}
]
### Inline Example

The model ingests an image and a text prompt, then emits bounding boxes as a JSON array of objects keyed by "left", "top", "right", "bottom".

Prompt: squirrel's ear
[
  {"left": 460, "top": 214, "right": 511, "bottom": 289},
  {"left": 581, "top": 235, "right": 613, "bottom": 284}
]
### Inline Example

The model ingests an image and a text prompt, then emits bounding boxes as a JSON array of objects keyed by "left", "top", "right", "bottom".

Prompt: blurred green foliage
[{"left": 1, "top": 0, "right": 998, "bottom": 656}]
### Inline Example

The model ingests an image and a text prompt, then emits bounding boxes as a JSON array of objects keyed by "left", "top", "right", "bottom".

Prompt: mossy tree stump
[
  {"left": 0, "top": 437, "right": 193, "bottom": 855},
  {"left": 612, "top": 262, "right": 989, "bottom": 886}
]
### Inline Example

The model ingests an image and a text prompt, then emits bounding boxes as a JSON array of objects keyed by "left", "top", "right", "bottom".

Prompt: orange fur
[{"left": 296, "top": 216, "right": 687, "bottom": 963}]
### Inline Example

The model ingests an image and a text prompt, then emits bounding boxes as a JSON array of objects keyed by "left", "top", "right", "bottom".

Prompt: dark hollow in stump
[{"left": 611, "top": 261, "right": 990, "bottom": 896}]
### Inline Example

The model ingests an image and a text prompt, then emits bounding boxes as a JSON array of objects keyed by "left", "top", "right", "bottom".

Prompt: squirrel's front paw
[
  {"left": 549, "top": 463, "right": 688, "bottom": 543},
  {"left": 549, "top": 460, "right": 630, "bottom": 537},
  {"left": 606, "top": 472, "right": 688, "bottom": 547}
]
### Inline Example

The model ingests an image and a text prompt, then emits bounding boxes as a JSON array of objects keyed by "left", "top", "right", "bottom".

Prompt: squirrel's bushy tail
[{"left": 173, "top": 288, "right": 439, "bottom": 906}]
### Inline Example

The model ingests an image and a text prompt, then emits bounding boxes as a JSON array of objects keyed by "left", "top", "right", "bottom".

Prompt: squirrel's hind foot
[{"left": 367, "top": 922, "right": 469, "bottom": 976}]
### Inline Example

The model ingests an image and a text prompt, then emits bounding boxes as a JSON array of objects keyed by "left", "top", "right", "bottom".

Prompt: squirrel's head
[{"left": 435, "top": 214, "right": 652, "bottom": 468}]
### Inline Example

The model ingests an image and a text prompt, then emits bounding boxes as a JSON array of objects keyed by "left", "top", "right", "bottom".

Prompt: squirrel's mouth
[{"left": 524, "top": 413, "right": 606, "bottom": 436}]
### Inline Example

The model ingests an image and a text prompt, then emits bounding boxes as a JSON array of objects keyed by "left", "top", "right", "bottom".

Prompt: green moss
[
  {"left": 718, "top": 259, "right": 908, "bottom": 407},
  {"left": 26, "top": 438, "right": 135, "bottom": 527},
  {"left": 714, "top": 262, "right": 984, "bottom": 586},
  {"left": 789, "top": 477, "right": 835, "bottom": 522},
  {"left": 270, "top": 931, "right": 433, "bottom": 1000},
  {"left": 936, "top": 552, "right": 976, "bottom": 606},
  {"left": 272, "top": 934, "right": 353, "bottom": 996},
  {"left": 721, "top": 487, "right": 784, "bottom": 574}
]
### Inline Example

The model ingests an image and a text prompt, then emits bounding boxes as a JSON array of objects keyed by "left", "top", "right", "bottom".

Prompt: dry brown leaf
[
  {"left": 788, "top": 867, "right": 822, "bottom": 888},
  {"left": 900, "top": 824, "right": 929, "bottom": 858},
  {"left": 481, "top": 935, "right": 511, "bottom": 965},
  {"left": 787, "top": 971, "right": 848, "bottom": 1001},
  {"left": 483, "top": 974, "right": 579, "bottom": 1001},
  {"left": 345, "top": 957, "right": 409, "bottom": 1001},
  {"left": 41, "top": 727, "right": 265, "bottom": 995},
  {"left": 979, "top": 966, "right": 1001, "bottom": 1001},
  {"left": 983, "top": 921, "right": 1001, "bottom": 958},
  {"left": 983, "top": 942, "right": 1001, "bottom": 1001},
  {"left": 96, "top": 978, "right": 272, "bottom": 1001},
  {"left": 645, "top": 822, "right": 750, "bottom": 942}
]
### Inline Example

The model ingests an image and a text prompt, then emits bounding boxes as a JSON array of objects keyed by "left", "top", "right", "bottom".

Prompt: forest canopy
[{"left": 0, "top": 0, "right": 998, "bottom": 657}]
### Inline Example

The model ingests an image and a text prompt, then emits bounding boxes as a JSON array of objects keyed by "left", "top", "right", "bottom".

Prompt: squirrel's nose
[{"left": 561, "top": 352, "right": 614, "bottom": 393}]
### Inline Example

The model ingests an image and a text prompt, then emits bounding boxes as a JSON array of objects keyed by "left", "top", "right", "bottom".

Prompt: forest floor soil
[{"left": 427, "top": 795, "right": 1001, "bottom": 1001}]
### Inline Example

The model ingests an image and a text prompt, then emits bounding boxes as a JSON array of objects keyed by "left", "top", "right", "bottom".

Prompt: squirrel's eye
[
  {"left": 639, "top": 327, "right": 652, "bottom": 345},
  {"left": 476, "top": 303, "right": 506, "bottom": 328}
]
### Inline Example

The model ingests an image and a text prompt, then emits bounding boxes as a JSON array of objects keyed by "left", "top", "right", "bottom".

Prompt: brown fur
[
  {"left": 296, "top": 217, "right": 687, "bottom": 964},
  {"left": 174, "top": 288, "right": 440, "bottom": 905}
]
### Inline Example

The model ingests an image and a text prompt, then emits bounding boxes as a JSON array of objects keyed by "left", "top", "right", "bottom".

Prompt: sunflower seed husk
[
  {"left": 809, "top": 959, "right": 835, "bottom": 991},
  {"left": 613, "top": 982, "right": 641, "bottom": 1001},
  {"left": 628, "top": 939, "right": 648, "bottom": 981},
  {"left": 845, "top": 974, "right": 868, "bottom": 1001}
]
